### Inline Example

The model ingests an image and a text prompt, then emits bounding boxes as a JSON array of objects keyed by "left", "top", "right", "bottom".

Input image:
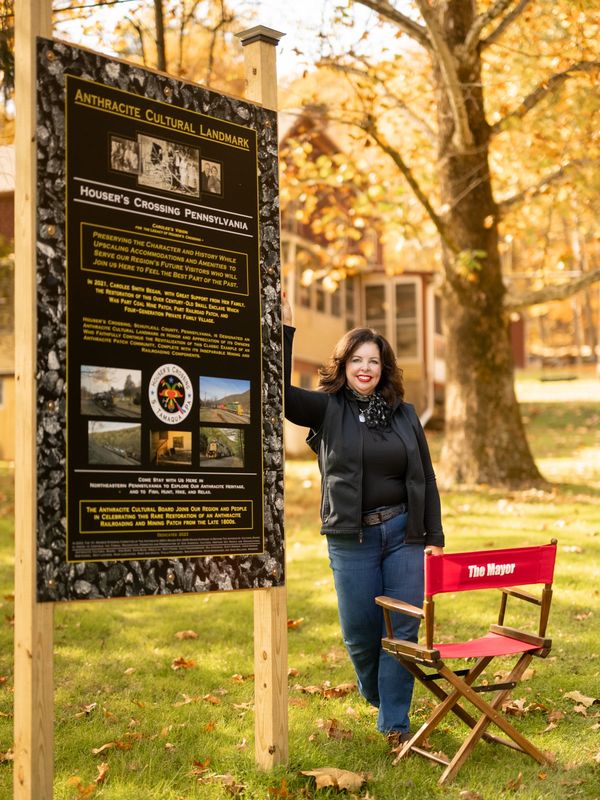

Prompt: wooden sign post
[
  {"left": 236, "top": 26, "right": 289, "bottom": 769},
  {"left": 14, "top": 1, "right": 54, "bottom": 798}
]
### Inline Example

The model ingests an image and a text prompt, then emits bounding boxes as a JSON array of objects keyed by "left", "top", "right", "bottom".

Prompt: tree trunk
[{"left": 434, "top": 1, "right": 545, "bottom": 489}]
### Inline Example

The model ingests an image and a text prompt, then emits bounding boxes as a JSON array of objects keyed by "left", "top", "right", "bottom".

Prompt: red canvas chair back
[{"left": 425, "top": 542, "right": 557, "bottom": 597}]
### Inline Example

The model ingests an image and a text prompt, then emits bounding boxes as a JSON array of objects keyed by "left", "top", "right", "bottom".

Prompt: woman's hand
[
  {"left": 428, "top": 546, "right": 444, "bottom": 556},
  {"left": 282, "top": 291, "right": 293, "bottom": 326}
]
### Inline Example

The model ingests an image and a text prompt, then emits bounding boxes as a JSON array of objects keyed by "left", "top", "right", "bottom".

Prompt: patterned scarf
[{"left": 346, "top": 386, "right": 392, "bottom": 431}]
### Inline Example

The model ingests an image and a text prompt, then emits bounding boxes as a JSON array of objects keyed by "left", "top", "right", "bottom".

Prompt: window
[
  {"left": 345, "top": 277, "right": 356, "bottom": 330},
  {"left": 315, "top": 282, "right": 326, "bottom": 312},
  {"left": 364, "top": 284, "right": 387, "bottom": 334},
  {"left": 434, "top": 294, "right": 443, "bottom": 336},
  {"left": 363, "top": 279, "right": 421, "bottom": 361},
  {"left": 330, "top": 284, "right": 342, "bottom": 317},
  {"left": 395, "top": 283, "right": 418, "bottom": 358}
]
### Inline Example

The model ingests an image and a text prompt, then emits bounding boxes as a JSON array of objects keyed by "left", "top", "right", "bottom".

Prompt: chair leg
[
  {"left": 437, "top": 657, "right": 548, "bottom": 784},
  {"left": 438, "top": 654, "right": 539, "bottom": 785},
  {"left": 393, "top": 658, "right": 492, "bottom": 765}
]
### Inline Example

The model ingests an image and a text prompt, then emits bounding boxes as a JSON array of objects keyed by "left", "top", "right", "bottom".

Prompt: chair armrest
[
  {"left": 375, "top": 595, "right": 425, "bottom": 619},
  {"left": 489, "top": 624, "right": 551, "bottom": 649},
  {"left": 499, "top": 587, "right": 542, "bottom": 606}
]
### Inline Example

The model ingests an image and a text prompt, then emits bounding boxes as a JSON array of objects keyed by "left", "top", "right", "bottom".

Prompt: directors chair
[{"left": 376, "top": 540, "right": 557, "bottom": 785}]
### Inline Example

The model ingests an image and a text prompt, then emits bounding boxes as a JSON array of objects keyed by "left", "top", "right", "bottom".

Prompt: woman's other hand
[
  {"left": 428, "top": 546, "right": 444, "bottom": 556},
  {"left": 282, "top": 291, "right": 293, "bottom": 326}
]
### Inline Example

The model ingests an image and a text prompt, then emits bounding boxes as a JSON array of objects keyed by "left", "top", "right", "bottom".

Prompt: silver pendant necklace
[{"left": 357, "top": 397, "right": 373, "bottom": 423}]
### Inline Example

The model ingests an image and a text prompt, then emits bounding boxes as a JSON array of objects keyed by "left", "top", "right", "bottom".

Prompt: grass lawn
[{"left": 0, "top": 392, "right": 599, "bottom": 798}]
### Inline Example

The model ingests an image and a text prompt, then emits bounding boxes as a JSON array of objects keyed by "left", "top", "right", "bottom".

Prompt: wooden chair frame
[{"left": 376, "top": 540, "right": 557, "bottom": 785}]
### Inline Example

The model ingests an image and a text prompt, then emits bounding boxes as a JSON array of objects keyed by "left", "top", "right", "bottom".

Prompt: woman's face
[{"left": 345, "top": 341, "right": 382, "bottom": 396}]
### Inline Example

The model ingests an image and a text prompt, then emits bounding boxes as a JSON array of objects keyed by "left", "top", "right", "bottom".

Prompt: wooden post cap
[{"left": 236, "top": 26, "right": 285, "bottom": 47}]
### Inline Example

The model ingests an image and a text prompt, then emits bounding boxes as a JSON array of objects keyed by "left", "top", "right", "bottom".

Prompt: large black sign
[{"left": 36, "top": 40, "right": 284, "bottom": 600}]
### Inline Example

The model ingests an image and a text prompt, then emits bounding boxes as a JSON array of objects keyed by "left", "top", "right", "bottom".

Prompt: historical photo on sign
[
  {"left": 200, "top": 159, "right": 223, "bottom": 196},
  {"left": 199, "top": 426, "right": 245, "bottom": 468},
  {"left": 81, "top": 365, "right": 141, "bottom": 418},
  {"left": 138, "top": 134, "right": 200, "bottom": 196},
  {"left": 149, "top": 429, "right": 192, "bottom": 467},
  {"left": 109, "top": 135, "right": 140, "bottom": 175},
  {"left": 88, "top": 421, "right": 142, "bottom": 465},
  {"left": 199, "top": 376, "right": 251, "bottom": 424}
]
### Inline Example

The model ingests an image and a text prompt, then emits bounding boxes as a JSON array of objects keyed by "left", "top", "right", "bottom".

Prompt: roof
[{"left": 0, "top": 146, "right": 15, "bottom": 194}]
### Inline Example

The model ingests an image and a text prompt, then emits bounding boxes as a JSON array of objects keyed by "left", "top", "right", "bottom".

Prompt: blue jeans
[{"left": 326, "top": 511, "right": 424, "bottom": 734}]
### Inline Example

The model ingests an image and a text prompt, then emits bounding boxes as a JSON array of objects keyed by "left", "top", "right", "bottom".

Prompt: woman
[{"left": 282, "top": 299, "right": 444, "bottom": 746}]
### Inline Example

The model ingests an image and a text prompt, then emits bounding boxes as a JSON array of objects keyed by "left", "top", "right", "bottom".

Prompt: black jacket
[{"left": 284, "top": 326, "right": 444, "bottom": 546}]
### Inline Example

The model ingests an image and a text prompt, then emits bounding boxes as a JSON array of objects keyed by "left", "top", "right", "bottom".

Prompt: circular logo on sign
[{"left": 148, "top": 364, "right": 193, "bottom": 425}]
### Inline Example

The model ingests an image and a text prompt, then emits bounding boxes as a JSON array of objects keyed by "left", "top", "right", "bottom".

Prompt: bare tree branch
[
  {"left": 413, "top": 0, "right": 475, "bottom": 151},
  {"left": 491, "top": 60, "right": 600, "bottom": 135},
  {"left": 483, "top": 0, "right": 534, "bottom": 49},
  {"left": 361, "top": 114, "right": 459, "bottom": 253},
  {"left": 320, "top": 58, "right": 437, "bottom": 144},
  {"left": 505, "top": 266, "right": 600, "bottom": 311},
  {"left": 498, "top": 158, "right": 598, "bottom": 214},
  {"left": 353, "top": 0, "right": 431, "bottom": 51},
  {"left": 464, "top": 0, "right": 516, "bottom": 52},
  {"left": 127, "top": 17, "right": 148, "bottom": 66}
]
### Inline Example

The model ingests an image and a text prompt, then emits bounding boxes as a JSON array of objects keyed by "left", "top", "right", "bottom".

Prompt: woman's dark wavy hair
[{"left": 318, "top": 327, "right": 404, "bottom": 405}]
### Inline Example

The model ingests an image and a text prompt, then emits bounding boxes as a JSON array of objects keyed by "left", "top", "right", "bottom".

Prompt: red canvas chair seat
[
  {"left": 435, "top": 631, "right": 542, "bottom": 659},
  {"left": 376, "top": 540, "right": 557, "bottom": 785}
]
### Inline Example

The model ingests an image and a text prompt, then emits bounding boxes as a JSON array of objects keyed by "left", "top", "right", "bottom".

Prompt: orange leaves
[
  {"left": 287, "top": 617, "right": 305, "bottom": 629},
  {"left": 91, "top": 732, "right": 142, "bottom": 755},
  {"left": 293, "top": 680, "right": 357, "bottom": 700},
  {"left": 67, "top": 762, "right": 109, "bottom": 797},
  {"left": 174, "top": 629, "right": 199, "bottom": 640},
  {"left": 171, "top": 656, "right": 196, "bottom": 670}
]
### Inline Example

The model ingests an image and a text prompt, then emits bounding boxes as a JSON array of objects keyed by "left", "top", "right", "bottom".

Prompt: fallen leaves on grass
[
  {"left": 288, "top": 618, "right": 304, "bottom": 629},
  {"left": 293, "top": 681, "right": 356, "bottom": 699},
  {"left": 171, "top": 656, "right": 196, "bottom": 670},
  {"left": 95, "top": 763, "right": 109, "bottom": 784},
  {"left": 0, "top": 748, "right": 14, "bottom": 762},
  {"left": 268, "top": 778, "right": 290, "bottom": 797},
  {"left": 91, "top": 732, "right": 143, "bottom": 755},
  {"left": 67, "top": 762, "right": 109, "bottom": 797},
  {"left": 316, "top": 718, "right": 353, "bottom": 740},
  {"left": 231, "top": 672, "right": 253, "bottom": 682},
  {"left": 75, "top": 703, "right": 97, "bottom": 719},
  {"left": 175, "top": 629, "right": 199, "bottom": 639},
  {"left": 301, "top": 767, "right": 369, "bottom": 792},
  {"left": 191, "top": 758, "right": 211, "bottom": 776},
  {"left": 191, "top": 762, "right": 245, "bottom": 797},
  {"left": 173, "top": 693, "right": 200, "bottom": 707},
  {"left": 506, "top": 772, "right": 522, "bottom": 791},
  {"left": 502, "top": 698, "right": 544, "bottom": 716},
  {"left": 459, "top": 791, "right": 483, "bottom": 800},
  {"left": 203, "top": 694, "right": 222, "bottom": 705},
  {"left": 564, "top": 690, "right": 598, "bottom": 707},
  {"left": 574, "top": 611, "right": 593, "bottom": 621}
]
